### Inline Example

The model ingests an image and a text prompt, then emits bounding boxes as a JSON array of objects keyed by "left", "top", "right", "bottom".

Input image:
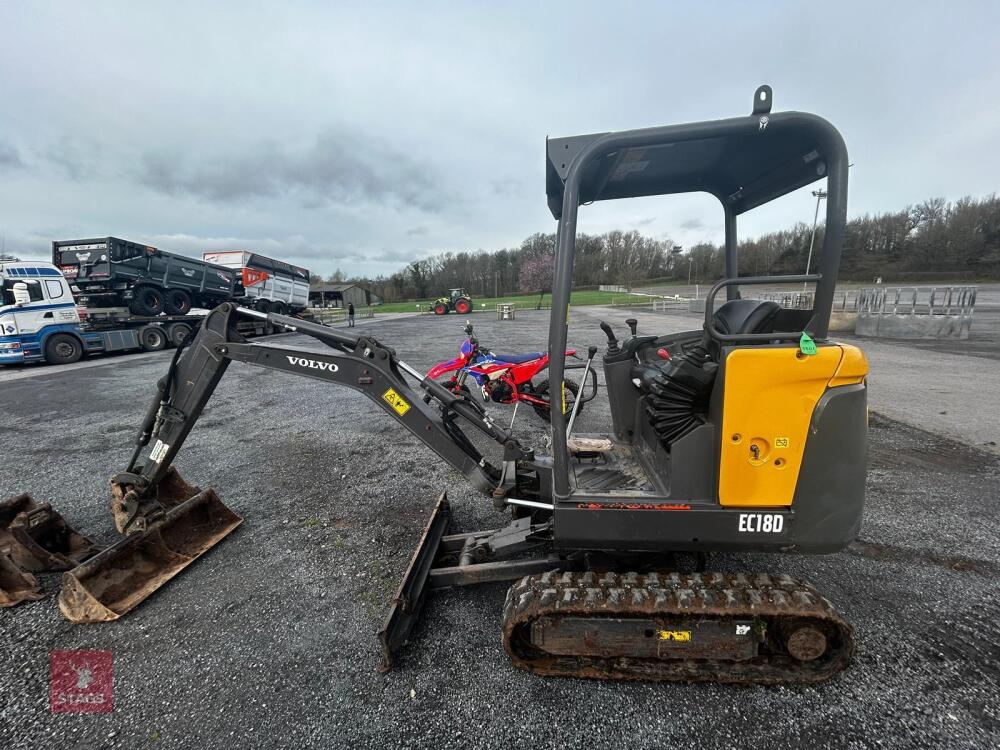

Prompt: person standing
[{"left": 347, "top": 301, "right": 355, "bottom": 327}]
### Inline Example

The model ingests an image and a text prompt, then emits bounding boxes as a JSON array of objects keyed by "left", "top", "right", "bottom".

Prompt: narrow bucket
[
  {"left": 0, "top": 494, "right": 103, "bottom": 572},
  {"left": 0, "top": 552, "right": 44, "bottom": 607},
  {"left": 59, "top": 488, "right": 242, "bottom": 623}
]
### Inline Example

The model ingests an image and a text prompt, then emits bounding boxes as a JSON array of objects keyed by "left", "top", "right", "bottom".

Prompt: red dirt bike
[{"left": 427, "top": 322, "right": 595, "bottom": 422}]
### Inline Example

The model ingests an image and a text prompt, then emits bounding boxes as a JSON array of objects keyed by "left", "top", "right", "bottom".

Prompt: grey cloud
[
  {"left": 0, "top": 140, "right": 24, "bottom": 169},
  {"left": 315, "top": 247, "right": 426, "bottom": 265},
  {"left": 137, "top": 129, "right": 447, "bottom": 212},
  {"left": 405, "top": 226, "right": 429, "bottom": 236},
  {"left": 138, "top": 233, "right": 425, "bottom": 274},
  {"left": 491, "top": 177, "right": 523, "bottom": 197},
  {"left": 44, "top": 137, "right": 102, "bottom": 180},
  {"left": 680, "top": 218, "right": 704, "bottom": 230}
]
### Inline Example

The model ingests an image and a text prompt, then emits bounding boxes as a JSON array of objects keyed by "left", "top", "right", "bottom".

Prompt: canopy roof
[{"left": 546, "top": 107, "right": 842, "bottom": 219}]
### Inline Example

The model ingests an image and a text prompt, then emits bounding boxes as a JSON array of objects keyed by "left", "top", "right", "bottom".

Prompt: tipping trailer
[
  {"left": 0, "top": 261, "right": 273, "bottom": 366},
  {"left": 53, "top": 237, "right": 238, "bottom": 316},
  {"left": 202, "top": 251, "right": 310, "bottom": 314}
]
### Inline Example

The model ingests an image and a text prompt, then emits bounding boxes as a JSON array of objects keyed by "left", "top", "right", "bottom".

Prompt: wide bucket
[
  {"left": 58, "top": 488, "right": 242, "bottom": 623},
  {"left": 0, "top": 552, "right": 44, "bottom": 607}
]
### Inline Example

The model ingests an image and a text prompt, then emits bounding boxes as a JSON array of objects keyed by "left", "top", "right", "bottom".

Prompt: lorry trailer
[
  {"left": 0, "top": 261, "right": 272, "bottom": 366},
  {"left": 202, "top": 250, "right": 310, "bottom": 314}
]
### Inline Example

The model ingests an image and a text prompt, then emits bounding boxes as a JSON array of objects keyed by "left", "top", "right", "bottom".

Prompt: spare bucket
[
  {"left": 0, "top": 494, "right": 103, "bottom": 572},
  {"left": 0, "top": 493, "right": 103, "bottom": 607},
  {"left": 0, "top": 552, "right": 44, "bottom": 607},
  {"left": 59, "top": 488, "right": 242, "bottom": 623}
]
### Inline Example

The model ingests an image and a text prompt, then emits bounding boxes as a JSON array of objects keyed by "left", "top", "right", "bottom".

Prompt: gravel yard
[{"left": 1, "top": 308, "right": 998, "bottom": 749}]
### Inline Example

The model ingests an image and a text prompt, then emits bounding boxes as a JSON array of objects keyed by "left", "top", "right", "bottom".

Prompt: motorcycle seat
[{"left": 491, "top": 352, "right": 545, "bottom": 364}]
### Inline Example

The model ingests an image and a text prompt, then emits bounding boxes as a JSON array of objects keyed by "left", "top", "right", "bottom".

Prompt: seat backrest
[{"left": 712, "top": 299, "right": 781, "bottom": 336}]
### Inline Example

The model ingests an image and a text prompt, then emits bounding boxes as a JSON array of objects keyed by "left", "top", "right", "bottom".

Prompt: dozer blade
[
  {"left": 58, "top": 488, "right": 242, "bottom": 623},
  {"left": 378, "top": 493, "right": 451, "bottom": 672},
  {"left": 0, "top": 493, "right": 103, "bottom": 572},
  {"left": 0, "top": 553, "right": 45, "bottom": 607}
]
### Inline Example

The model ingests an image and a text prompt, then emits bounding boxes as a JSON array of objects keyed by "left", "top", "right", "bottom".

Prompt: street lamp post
[{"left": 804, "top": 189, "right": 827, "bottom": 290}]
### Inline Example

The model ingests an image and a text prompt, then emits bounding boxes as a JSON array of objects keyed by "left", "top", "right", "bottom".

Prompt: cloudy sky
[{"left": 1, "top": 1, "right": 998, "bottom": 278}]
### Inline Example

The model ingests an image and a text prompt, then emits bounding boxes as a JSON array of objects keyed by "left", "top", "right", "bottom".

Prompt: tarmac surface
[{"left": 1, "top": 307, "right": 998, "bottom": 749}]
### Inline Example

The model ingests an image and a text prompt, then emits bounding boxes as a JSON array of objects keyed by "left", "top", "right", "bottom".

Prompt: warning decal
[
  {"left": 382, "top": 388, "right": 411, "bottom": 416},
  {"left": 657, "top": 630, "right": 691, "bottom": 642}
]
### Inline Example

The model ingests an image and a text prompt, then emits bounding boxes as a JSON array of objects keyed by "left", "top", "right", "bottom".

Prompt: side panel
[
  {"left": 552, "top": 384, "right": 868, "bottom": 554},
  {"left": 717, "top": 345, "right": 843, "bottom": 507},
  {"left": 787, "top": 383, "right": 868, "bottom": 549}
]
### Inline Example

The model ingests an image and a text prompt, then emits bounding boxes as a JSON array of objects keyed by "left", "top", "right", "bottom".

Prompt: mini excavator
[{"left": 38, "top": 86, "right": 868, "bottom": 684}]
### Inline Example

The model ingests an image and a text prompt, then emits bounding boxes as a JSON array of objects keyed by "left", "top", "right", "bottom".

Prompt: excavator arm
[
  {"left": 110, "top": 302, "right": 536, "bottom": 534},
  {"left": 59, "top": 303, "right": 546, "bottom": 624}
]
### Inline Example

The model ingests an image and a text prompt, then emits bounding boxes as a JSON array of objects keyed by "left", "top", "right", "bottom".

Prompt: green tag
[{"left": 799, "top": 332, "right": 817, "bottom": 356}]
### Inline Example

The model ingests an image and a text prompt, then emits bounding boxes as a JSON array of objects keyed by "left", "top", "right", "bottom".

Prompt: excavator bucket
[
  {"left": 0, "top": 553, "right": 44, "bottom": 607},
  {"left": 59, "top": 480, "right": 242, "bottom": 623},
  {"left": 0, "top": 493, "right": 103, "bottom": 607}
]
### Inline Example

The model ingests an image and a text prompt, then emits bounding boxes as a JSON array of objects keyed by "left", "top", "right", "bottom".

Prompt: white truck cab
[{"left": 0, "top": 262, "right": 83, "bottom": 364}]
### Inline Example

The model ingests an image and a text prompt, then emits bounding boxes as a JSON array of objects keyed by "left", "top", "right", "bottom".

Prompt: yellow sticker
[
  {"left": 382, "top": 388, "right": 411, "bottom": 416},
  {"left": 775, "top": 437, "right": 790, "bottom": 449},
  {"left": 657, "top": 630, "right": 691, "bottom": 642}
]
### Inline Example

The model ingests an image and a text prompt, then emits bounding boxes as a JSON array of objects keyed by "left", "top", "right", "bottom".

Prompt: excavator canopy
[{"left": 546, "top": 87, "right": 842, "bottom": 217}]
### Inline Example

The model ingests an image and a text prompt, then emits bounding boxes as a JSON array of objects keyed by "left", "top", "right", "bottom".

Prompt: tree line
[{"left": 331, "top": 193, "right": 1000, "bottom": 302}]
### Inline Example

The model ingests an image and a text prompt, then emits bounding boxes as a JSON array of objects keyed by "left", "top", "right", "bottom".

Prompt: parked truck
[
  {"left": 202, "top": 250, "right": 310, "bottom": 314},
  {"left": 0, "top": 261, "right": 272, "bottom": 366},
  {"left": 53, "top": 237, "right": 238, "bottom": 316}
]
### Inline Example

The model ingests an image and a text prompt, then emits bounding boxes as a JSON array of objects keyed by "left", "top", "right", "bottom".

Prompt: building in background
[{"left": 308, "top": 283, "right": 373, "bottom": 309}]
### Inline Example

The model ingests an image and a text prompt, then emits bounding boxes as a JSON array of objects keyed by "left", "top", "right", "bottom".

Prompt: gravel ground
[{"left": 1, "top": 308, "right": 998, "bottom": 749}]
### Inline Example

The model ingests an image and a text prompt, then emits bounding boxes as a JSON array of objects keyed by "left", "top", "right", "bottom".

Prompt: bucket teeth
[{"left": 60, "top": 484, "right": 241, "bottom": 624}]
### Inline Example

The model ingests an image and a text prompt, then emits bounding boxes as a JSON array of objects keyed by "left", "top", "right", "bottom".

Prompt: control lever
[
  {"left": 626, "top": 318, "right": 638, "bottom": 337},
  {"left": 599, "top": 321, "right": 620, "bottom": 354},
  {"left": 566, "top": 346, "right": 599, "bottom": 441}
]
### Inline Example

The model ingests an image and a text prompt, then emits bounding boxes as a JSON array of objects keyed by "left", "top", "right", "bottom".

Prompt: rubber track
[{"left": 501, "top": 570, "right": 854, "bottom": 685}]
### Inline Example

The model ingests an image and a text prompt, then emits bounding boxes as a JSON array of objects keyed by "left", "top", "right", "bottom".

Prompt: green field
[{"left": 371, "top": 290, "right": 648, "bottom": 314}]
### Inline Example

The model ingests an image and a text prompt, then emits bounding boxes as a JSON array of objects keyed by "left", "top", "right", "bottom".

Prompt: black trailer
[
  {"left": 75, "top": 306, "right": 274, "bottom": 359},
  {"left": 53, "top": 237, "right": 237, "bottom": 317}
]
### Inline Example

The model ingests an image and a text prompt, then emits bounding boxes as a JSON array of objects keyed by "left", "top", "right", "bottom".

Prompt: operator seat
[
  {"left": 705, "top": 299, "right": 782, "bottom": 361},
  {"left": 711, "top": 299, "right": 781, "bottom": 336}
]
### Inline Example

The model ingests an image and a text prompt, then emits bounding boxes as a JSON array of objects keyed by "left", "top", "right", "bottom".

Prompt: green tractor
[{"left": 430, "top": 288, "right": 473, "bottom": 315}]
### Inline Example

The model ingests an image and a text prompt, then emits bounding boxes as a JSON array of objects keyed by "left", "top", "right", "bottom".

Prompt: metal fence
[
  {"left": 856, "top": 286, "right": 977, "bottom": 317},
  {"left": 650, "top": 298, "right": 691, "bottom": 313},
  {"left": 855, "top": 286, "right": 978, "bottom": 339},
  {"left": 307, "top": 308, "right": 375, "bottom": 325}
]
